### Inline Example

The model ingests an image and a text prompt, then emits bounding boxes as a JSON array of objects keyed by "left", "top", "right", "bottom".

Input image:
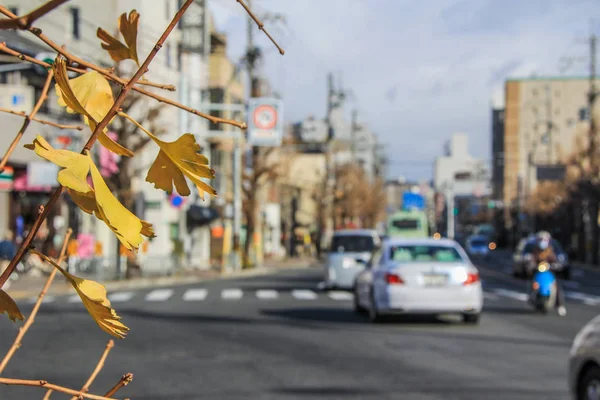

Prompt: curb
[{"left": 7, "top": 263, "right": 317, "bottom": 300}]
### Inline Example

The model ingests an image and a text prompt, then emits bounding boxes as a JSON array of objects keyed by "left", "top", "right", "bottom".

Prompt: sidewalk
[{"left": 4, "top": 256, "right": 319, "bottom": 300}]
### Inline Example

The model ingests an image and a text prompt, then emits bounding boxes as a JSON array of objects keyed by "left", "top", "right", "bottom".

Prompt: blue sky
[{"left": 209, "top": 0, "right": 599, "bottom": 181}]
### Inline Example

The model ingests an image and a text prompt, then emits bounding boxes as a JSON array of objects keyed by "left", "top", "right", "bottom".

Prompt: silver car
[
  {"left": 324, "top": 229, "right": 380, "bottom": 289},
  {"left": 569, "top": 314, "right": 600, "bottom": 399},
  {"left": 354, "top": 237, "right": 483, "bottom": 323}
]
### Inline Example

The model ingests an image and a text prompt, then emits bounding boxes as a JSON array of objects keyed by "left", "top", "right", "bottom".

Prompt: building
[
  {"left": 500, "top": 76, "right": 600, "bottom": 229},
  {"left": 491, "top": 96, "right": 505, "bottom": 204},
  {"left": 0, "top": 0, "right": 212, "bottom": 274}
]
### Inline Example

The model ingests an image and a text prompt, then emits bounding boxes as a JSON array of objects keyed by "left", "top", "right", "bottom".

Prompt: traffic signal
[{"left": 453, "top": 207, "right": 458, "bottom": 216}]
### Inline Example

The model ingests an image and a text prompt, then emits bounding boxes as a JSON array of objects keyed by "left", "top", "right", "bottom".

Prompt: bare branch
[
  {"left": 0, "top": 108, "right": 83, "bottom": 130},
  {"left": 0, "top": 229, "right": 73, "bottom": 374},
  {"left": 104, "top": 373, "right": 133, "bottom": 398},
  {"left": 236, "top": 0, "right": 285, "bottom": 55},
  {"left": 0, "top": 69, "right": 55, "bottom": 173},
  {"left": 0, "top": 377, "right": 119, "bottom": 400},
  {"left": 0, "top": 0, "right": 69, "bottom": 30},
  {"left": 0, "top": 0, "right": 197, "bottom": 290},
  {"left": 71, "top": 340, "right": 115, "bottom": 400}
]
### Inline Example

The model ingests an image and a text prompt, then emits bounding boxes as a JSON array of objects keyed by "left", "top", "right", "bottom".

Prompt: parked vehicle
[
  {"left": 569, "top": 314, "right": 600, "bottom": 399},
  {"left": 528, "top": 261, "right": 558, "bottom": 314},
  {"left": 466, "top": 235, "right": 494, "bottom": 257},
  {"left": 386, "top": 210, "right": 429, "bottom": 239},
  {"left": 323, "top": 229, "right": 380, "bottom": 290},
  {"left": 353, "top": 237, "right": 483, "bottom": 323},
  {"left": 513, "top": 236, "right": 570, "bottom": 280}
]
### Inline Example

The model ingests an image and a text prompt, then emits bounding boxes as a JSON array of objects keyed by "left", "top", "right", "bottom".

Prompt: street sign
[{"left": 247, "top": 98, "right": 283, "bottom": 147}]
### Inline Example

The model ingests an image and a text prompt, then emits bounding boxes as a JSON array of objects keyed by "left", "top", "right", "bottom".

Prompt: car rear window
[
  {"left": 389, "top": 245, "right": 464, "bottom": 263},
  {"left": 331, "top": 235, "right": 375, "bottom": 253},
  {"left": 392, "top": 219, "right": 419, "bottom": 230}
]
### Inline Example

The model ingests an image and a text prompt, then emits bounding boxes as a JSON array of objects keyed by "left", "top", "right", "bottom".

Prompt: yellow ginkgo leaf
[
  {"left": 87, "top": 152, "right": 151, "bottom": 250},
  {"left": 24, "top": 135, "right": 91, "bottom": 193},
  {"left": 32, "top": 250, "right": 129, "bottom": 339},
  {"left": 53, "top": 58, "right": 133, "bottom": 157},
  {"left": 96, "top": 10, "right": 140, "bottom": 65},
  {"left": 0, "top": 289, "right": 24, "bottom": 322}
]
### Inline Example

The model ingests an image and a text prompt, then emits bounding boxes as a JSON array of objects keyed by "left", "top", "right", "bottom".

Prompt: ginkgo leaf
[
  {"left": 53, "top": 57, "right": 133, "bottom": 157},
  {"left": 0, "top": 289, "right": 24, "bottom": 322},
  {"left": 24, "top": 135, "right": 91, "bottom": 193},
  {"left": 96, "top": 10, "right": 140, "bottom": 65},
  {"left": 32, "top": 250, "right": 129, "bottom": 339},
  {"left": 87, "top": 151, "right": 152, "bottom": 250}
]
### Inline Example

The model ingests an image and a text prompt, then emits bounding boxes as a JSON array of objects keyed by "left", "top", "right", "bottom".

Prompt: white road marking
[
  {"left": 563, "top": 281, "right": 581, "bottom": 289},
  {"left": 566, "top": 292, "right": 600, "bottom": 306},
  {"left": 316, "top": 281, "right": 327, "bottom": 290},
  {"left": 145, "top": 289, "right": 173, "bottom": 302},
  {"left": 292, "top": 289, "right": 317, "bottom": 300},
  {"left": 68, "top": 295, "right": 80, "bottom": 303},
  {"left": 328, "top": 291, "right": 353, "bottom": 301},
  {"left": 183, "top": 288, "right": 208, "bottom": 301},
  {"left": 256, "top": 290, "right": 278, "bottom": 299},
  {"left": 221, "top": 289, "right": 243, "bottom": 300},
  {"left": 42, "top": 295, "right": 55, "bottom": 304},
  {"left": 493, "top": 288, "right": 528, "bottom": 302},
  {"left": 108, "top": 292, "right": 134, "bottom": 302},
  {"left": 484, "top": 292, "right": 500, "bottom": 301}
]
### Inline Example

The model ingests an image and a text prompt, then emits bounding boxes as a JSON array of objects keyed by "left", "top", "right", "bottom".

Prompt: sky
[{"left": 208, "top": 0, "right": 599, "bottom": 181}]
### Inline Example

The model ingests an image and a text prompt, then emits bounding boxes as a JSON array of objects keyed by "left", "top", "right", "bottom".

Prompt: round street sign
[{"left": 253, "top": 104, "right": 278, "bottom": 130}]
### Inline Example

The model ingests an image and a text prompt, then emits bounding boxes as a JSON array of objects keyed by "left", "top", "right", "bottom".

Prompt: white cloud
[{"left": 209, "top": 0, "right": 598, "bottom": 179}]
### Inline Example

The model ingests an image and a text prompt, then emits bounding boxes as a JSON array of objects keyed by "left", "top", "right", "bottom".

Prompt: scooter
[{"left": 529, "top": 261, "right": 557, "bottom": 314}]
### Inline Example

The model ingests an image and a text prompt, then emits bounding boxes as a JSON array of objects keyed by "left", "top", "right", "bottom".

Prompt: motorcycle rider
[{"left": 531, "top": 231, "right": 567, "bottom": 316}]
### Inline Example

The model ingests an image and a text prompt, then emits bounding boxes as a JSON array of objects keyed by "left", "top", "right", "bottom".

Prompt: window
[
  {"left": 392, "top": 219, "right": 419, "bottom": 230},
  {"left": 389, "top": 245, "right": 464, "bottom": 263},
  {"left": 70, "top": 7, "right": 80, "bottom": 40},
  {"left": 8, "top": 6, "right": 17, "bottom": 15},
  {"left": 330, "top": 235, "right": 375, "bottom": 253}
]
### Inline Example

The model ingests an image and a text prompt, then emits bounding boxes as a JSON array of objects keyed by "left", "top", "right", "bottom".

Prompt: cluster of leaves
[{"left": 0, "top": 9, "right": 217, "bottom": 340}]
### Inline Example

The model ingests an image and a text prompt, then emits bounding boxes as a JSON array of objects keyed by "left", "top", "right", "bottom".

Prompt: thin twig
[
  {"left": 0, "top": 378, "right": 118, "bottom": 400},
  {"left": 104, "top": 373, "right": 133, "bottom": 398},
  {"left": 0, "top": 0, "right": 196, "bottom": 289},
  {"left": 71, "top": 340, "right": 115, "bottom": 400},
  {"left": 0, "top": 228, "right": 72, "bottom": 374},
  {"left": 0, "top": 69, "right": 54, "bottom": 173},
  {"left": 42, "top": 389, "right": 53, "bottom": 399},
  {"left": 0, "top": 109, "right": 83, "bottom": 130},
  {"left": 236, "top": 0, "right": 285, "bottom": 55},
  {"left": 137, "top": 78, "right": 176, "bottom": 91},
  {"left": 0, "top": 42, "right": 245, "bottom": 129},
  {"left": 0, "top": 0, "right": 69, "bottom": 30}
]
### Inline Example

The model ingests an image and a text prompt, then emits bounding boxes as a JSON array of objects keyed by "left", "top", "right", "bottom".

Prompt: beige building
[{"left": 502, "top": 77, "right": 600, "bottom": 211}]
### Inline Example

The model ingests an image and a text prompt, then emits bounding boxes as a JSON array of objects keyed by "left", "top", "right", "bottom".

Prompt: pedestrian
[{"left": 0, "top": 230, "right": 17, "bottom": 272}]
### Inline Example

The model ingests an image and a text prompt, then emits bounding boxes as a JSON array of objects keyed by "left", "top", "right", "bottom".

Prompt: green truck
[{"left": 386, "top": 209, "right": 429, "bottom": 239}]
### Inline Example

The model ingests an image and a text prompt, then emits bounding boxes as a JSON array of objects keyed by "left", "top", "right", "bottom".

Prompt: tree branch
[
  {"left": 0, "top": 108, "right": 83, "bottom": 130},
  {"left": 235, "top": 0, "right": 285, "bottom": 55},
  {"left": 0, "top": 69, "right": 55, "bottom": 173},
  {"left": 0, "top": 0, "right": 196, "bottom": 290},
  {"left": 70, "top": 340, "right": 115, "bottom": 400},
  {"left": 0, "top": 378, "right": 120, "bottom": 400},
  {"left": 0, "top": 228, "right": 72, "bottom": 374},
  {"left": 103, "top": 373, "right": 133, "bottom": 398},
  {"left": 0, "top": 0, "right": 69, "bottom": 30}
]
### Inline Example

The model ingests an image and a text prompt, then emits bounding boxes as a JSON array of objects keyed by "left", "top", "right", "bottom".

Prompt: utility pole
[
  {"left": 351, "top": 109, "right": 358, "bottom": 163},
  {"left": 587, "top": 32, "right": 598, "bottom": 265},
  {"left": 446, "top": 183, "right": 454, "bottom": 239},
  {"left": 545, "top": 83, "right": 553, "bottom": 163}
]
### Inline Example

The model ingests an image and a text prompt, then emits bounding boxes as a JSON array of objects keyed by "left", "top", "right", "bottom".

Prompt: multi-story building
[
  {"left": 0, "top": 0, "right": 212, "bottom": 274},
  {"left": 500, "top": 76, "right": 599, "bottom": 228}
]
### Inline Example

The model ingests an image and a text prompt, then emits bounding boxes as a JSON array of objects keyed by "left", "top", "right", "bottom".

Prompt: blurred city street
[{"left": 1, "top": 251, "right": 599, "bottom": 399}]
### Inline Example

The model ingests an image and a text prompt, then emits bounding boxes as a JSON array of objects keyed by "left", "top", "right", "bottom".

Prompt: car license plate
[{"left": 422, "top": 274, "right": 448, "bottom": 286}]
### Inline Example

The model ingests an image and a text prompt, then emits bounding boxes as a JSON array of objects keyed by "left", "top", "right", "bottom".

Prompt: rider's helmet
[{"left": 535, "top": 231, "right": 551, "bottom": 251}]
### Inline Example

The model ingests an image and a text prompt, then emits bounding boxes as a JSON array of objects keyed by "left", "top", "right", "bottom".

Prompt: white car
[
  {"left": 353, "top": 237, "right": 483, "bottom": 323},
  {"left": 569, "top": 314, "right": 600, "bottom": 399}
]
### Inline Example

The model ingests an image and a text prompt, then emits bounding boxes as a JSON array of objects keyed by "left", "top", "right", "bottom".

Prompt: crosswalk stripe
[
  {"left": 68, "top": 295, "right": 81, "bottom": 303},
  {"left": 484, "top": 292, "right": 499, "bottom": 301},
  {"left": 493, "top": 288, "right": 528, "bottom": 302},
  {"left": 328, "top": 291, "right": 353, "bottom": 301},
  {"left": 145, "top": 289, "right": 173, "bottom": 302},
  {"left": 256, "top": 289, "right": 278, "bottom": 299},
  {"left": 109, "top": 292, "right": 134, "bottom": 302},
  {"left": 183, "top": 289, "right": 208, "bottom": 301},
  {"left": 566, "top": 292, "right": 600, "bottom": 306},
  {"left": 221, "top": 288, "right": 243, "bottom": 300},
  {"left": 292, "top": 289, "right": 317, "bottom": 300}
]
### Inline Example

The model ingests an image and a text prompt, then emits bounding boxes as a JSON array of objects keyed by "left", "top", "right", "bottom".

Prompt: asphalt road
[{"left": 1, "top": 253, "right": 599, "bottom": 400}]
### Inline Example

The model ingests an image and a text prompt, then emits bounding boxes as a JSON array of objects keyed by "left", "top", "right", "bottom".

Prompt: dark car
[{"left": 512, "top": 237, "right": 570, "bottom": 280}]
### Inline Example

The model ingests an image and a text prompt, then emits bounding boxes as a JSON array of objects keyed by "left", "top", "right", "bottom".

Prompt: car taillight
[
  {"left": 464, "top": 272, "right": 479, "bottom": 285},
  {"left": 385, "top": 273, "right": 404, "bottom": 284}
]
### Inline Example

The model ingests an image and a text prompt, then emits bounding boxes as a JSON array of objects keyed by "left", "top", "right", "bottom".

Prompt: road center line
[
  {"left": 145, "top": 289, "right": 173, "bottom": 302},
  {"left": 292, "top": 289, "right": 317, "bottom": 300},
  {"left": 221, "top": 289, "right": 243, "bottom": 300},
  {"left": 183, "top": 288, "right": 208, "bottom": 301},
  {"left": 256, "top": 290, "right": 278, "bottom": 299}
]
